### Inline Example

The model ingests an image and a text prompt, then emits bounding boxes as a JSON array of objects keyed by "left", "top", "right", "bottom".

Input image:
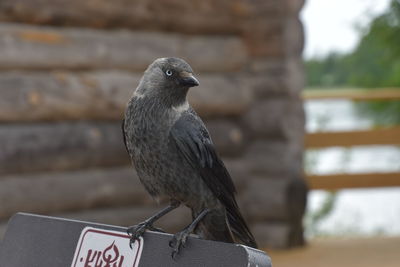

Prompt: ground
[{"left": 267, "top": 236, "right": 400, "bottom": 267}]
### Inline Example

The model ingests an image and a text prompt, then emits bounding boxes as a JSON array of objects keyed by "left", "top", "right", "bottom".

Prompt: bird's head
[{"left": 135, "top": 57, "right": 199, "bottom": 106}]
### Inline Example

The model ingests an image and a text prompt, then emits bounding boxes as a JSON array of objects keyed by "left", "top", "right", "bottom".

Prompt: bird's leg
[
  {"left": 169, "top": 208, "right": 210, "bottom": 259},
  {"left": 127, "top": 200, "right": 180, "bottom": 248}
]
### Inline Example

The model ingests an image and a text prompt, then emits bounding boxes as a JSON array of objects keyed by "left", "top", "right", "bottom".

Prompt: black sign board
[{"left": 0, "top": 213, "right": 271, "bottom": 267}]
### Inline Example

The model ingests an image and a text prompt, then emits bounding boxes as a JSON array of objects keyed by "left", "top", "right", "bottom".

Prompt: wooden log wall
[{"left": 0, "top": 0, "right": 307, "bottom": 249}]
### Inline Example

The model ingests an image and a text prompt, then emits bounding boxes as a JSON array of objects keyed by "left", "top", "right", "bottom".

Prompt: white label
[{"left": 71, "top": 227, "right": 143, "bottom": 267}]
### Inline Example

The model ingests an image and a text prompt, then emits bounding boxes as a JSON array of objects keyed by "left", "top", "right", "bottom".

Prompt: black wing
[{"left": 169, "top": 111, "right": 257, "bottom": 248}]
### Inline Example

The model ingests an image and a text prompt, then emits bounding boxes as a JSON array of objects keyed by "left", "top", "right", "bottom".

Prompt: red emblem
[{"left": 71, "top": 227, "right": 143, "bottom": 267}]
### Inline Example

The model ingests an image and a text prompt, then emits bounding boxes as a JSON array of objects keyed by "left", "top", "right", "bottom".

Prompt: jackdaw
[{"left": 122, "top": 57, "right": 257, "bottom": 257}]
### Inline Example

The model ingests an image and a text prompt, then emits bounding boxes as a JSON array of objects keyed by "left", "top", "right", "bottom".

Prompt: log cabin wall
[{"left": 0, "top": 0, "right": 307, "bottom": 248}]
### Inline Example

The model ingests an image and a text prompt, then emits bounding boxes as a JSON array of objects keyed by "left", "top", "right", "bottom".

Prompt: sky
[{"left": 301, "top": 0, "right": 392, "bottom": 59}]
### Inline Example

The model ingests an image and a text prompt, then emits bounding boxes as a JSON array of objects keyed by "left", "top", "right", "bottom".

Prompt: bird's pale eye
[{"left": 165, "top": 69, "right": 173, "bottom": 76}]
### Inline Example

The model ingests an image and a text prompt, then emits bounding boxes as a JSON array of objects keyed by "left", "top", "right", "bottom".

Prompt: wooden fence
[{"left": 303, "top": 89, "right": 400, "bottom": 190}]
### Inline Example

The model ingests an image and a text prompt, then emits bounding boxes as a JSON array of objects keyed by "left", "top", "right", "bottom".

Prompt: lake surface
[{"left": 304, "top": 100, "right": 400, "bottom": 237}]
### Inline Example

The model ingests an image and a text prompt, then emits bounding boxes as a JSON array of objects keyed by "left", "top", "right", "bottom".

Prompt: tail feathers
[
  {"left": 194, "top": 209, "right": 235, "bottom": 244},
  {"left": 226, "top": 205, "right": 258, "bottom": 248},
  {"left": 194, "top": 207, "right": 258, "bottom": 248}
]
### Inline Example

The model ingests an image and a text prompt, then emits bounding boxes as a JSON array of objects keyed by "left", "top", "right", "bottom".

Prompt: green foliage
[
  {"left": 305, "top": 53, "right": 350, "bottom": 87},
  {"left": 305, "top": 192, "right": 337, "bottom": 237},
  {"left": 346, "top": 0, "right": 400, "bottom": 87},
  {"left": 305, "top": 0, "right": 400, "bottom": 125},
  {"left": 356, "top": 101, "right": 400, "bottom": 126},
  {"left": 305, "top": 0, "right": 400, "bottom": 88}
]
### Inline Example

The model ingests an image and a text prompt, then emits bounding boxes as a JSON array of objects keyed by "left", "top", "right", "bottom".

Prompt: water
[{"left": 305, "top": 99, "right": 400, "bottom": 237}]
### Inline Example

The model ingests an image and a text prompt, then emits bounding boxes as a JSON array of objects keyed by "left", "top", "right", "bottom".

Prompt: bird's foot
[
  {"left": 127, "top": 221, "right": 163, "bottom": 248},
  {"left": 169, "top": 229, "right": 190, "bottom": 260}
]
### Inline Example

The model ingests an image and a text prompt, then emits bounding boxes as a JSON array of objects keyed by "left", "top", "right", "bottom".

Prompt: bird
[{"left": 122, "top": 57, "right": 257, "bottom": 258}]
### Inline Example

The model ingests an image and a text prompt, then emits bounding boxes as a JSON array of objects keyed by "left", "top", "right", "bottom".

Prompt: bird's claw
[
  {"left": 127, "top": 221, "right": 150, "bottom": 249},
  {"left": 169, "top": 231, "right": 189, "bottom": 260}
]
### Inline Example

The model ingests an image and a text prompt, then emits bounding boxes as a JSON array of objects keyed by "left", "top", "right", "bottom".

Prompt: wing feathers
[{"left": 170, "top": 112, "right": 257, "bottom": 248}]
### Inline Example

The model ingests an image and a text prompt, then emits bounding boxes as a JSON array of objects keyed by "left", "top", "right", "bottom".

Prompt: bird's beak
[{"left": 179, "top": 71, "right": 199, "bottom": 87}]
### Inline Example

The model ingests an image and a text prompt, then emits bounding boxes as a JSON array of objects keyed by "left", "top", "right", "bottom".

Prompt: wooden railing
[
  {"left": 303, "top": 88, "right": 400, "bottom": 101},
  {"left": 303, "top": 89, "right": 400, "bottom": 190}
]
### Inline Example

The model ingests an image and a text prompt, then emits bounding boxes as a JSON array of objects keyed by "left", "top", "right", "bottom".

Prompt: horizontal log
[
  {"left": 305, "top": 126, "right": 400, "bottom": 148},
  {"left": 306, "top": 172, "right": 400, "bottom": 190},
  {"left": 206, "top": 119, "right": 246, "bottom": 157},
  {"left": 0, "top": 71, "right": 253, "bottom": 121},
  {"left": 0, "top": 1, "right": 286, "bottom": 34},
  {"left": 0, "top": 120, "right": 250, "bottom": 175},
  {"left": 242, "top": 96, "right": 304, "bottom": 140},
  {"left": 287, "top": 0, "right": 305, "bottom": 15},
  {"left": 252, "top": 221, "right": 304, "bottom": 249},
  {"left": 252, "top": 223, "right": 291, "bottom": 249},
  {"left": 190, "top": 75, "right": 253, "bottom": 118},
  {"left": 242, "top": 14, "right": 304, "bottom": 58},
  {"left": 241, "top": 140, "right": 303, "bottom": 179},
  {"left": 241, "top": 177, "right": 307, "bottom": 221},
  {"left": 0, "top": 222, "right": 5, "bottom": 240},
  {"left": 245, "top": 57, "right": 305, "bottom": 97},
  {"left": 0, "top": 165, "right": 253, "bottom": 225},
  {"left": 284, "top": 17, "right": 304, "bottom": 58},
  {"left": 0, "top": 167, "right": 151, "bottom": 220},
  {"left": 0, "top": 23, "right": 247, "bottom": 71},
  {"left": 0, "top": 122, "right": 128, "bottom": 175}
]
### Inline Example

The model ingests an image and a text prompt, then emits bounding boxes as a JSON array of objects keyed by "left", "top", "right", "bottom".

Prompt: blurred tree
[
  {"left": 346, "top": 0, "right": 400, "bottom": 87},
  {"left": 305, "top": 192, "right": 337, "bottom": 237},
  {"left": 305, "top": 53, "right": 349, "bottom": 87},
  {"left": 305, "top": 0, "right": 400, "bottom": 125}
]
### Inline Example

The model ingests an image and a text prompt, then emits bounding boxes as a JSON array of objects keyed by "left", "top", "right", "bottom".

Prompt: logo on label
[{"left": 71, "top": 227, "right": 143, "bottom": 267}]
